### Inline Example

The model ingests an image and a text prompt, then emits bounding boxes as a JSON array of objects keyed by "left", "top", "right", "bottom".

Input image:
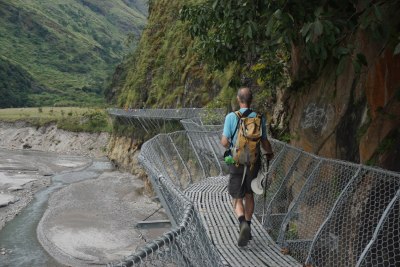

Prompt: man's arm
[
  {"left": 221, "top": 113, "right": 235, "bottom": 149},
  {"left": 221, "top": 135, "right": 230, "bottom": 148}
]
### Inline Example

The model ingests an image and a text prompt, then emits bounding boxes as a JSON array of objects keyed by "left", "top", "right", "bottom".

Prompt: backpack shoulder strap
[
  {"left": 229, "top": 109, "right": 253, "bottom": 147},
  {"left": 242, "top": 109, "right": 253, "bottom": 118},
  {"left": 234, "top": 109, "right": 252, "bottom": 119},
  {"left": 229, "top": 112, "right": 241, "bottom": 148}
]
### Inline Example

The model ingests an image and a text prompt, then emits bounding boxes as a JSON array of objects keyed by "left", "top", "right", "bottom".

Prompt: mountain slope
[
  {"left": 107, "top": 0, "right": 232, "bottom": 109},
  {"left": 0, "top": 0, "right": 147, "bottom": 107},
  {"left": 0, "top": 57, "right": 40, "bottom": 108}
]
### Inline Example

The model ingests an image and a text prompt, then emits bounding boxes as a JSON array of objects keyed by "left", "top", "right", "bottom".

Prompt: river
[{"left": 0, "top": 149, "right": 167, "bottom": 266}]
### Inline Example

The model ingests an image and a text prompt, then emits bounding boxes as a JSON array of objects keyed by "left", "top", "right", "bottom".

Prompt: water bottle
[{"left": 224, "top": 155, "right": 235, "bottom": 165}]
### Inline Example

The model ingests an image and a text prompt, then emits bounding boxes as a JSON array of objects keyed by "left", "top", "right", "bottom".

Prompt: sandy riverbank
[
  {"left": 0, "top": 122, "right": 168, "bottom": 266},
  {"left": 37, "top": 171, "right": 167, "bottom": 266},
  {"left": 0, "top": 121, "right": 108, "bottom": 232},
  {"left": 0, "top": 149, "right": 92, "bottom": 232},
  {"left": 0, "top": 121, "right": 109, "bottom": 158}
]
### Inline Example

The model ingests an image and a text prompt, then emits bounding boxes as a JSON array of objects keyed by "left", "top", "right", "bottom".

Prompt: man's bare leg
[
  {"left": 244, "top": 193, "right": 254, "bottom": 240},
  {"left": 233, "top": 198, "right": 250, "bottom": 246},
  {"left": 233, "top": 198, "right": 245, "bottom": 217},
  {"left": 244, "top": 193, "right": 254, "bottom": 220}
]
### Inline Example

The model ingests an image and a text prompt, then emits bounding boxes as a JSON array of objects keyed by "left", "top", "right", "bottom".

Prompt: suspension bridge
[{"left": 107, "top": 108, "right": 400, "bottom": 267}]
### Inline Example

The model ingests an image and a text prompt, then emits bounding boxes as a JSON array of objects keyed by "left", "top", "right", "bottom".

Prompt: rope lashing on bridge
[{"left": 107, "top": 108, "right": 400, "bottom": 267}]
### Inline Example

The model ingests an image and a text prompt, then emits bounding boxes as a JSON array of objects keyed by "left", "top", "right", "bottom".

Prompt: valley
[{"left": 0, "top": 0, "right": 147, "bottom": 107}]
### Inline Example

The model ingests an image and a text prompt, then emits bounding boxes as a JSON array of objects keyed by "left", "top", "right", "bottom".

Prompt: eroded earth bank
[{"left": 0, "top": 122, "right": 166, "bottom": 266}]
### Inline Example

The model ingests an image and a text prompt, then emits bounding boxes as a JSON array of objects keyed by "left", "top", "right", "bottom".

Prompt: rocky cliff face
[
  {"left": 360, "top": 49, "right": 400, "bottom": 171},
  {"left": 278, "top": 31, "right": 400, "bottom": 172},
  {"left": 109, "top": 0, "right": 399, "bottom": 172},
  {"left": 107, "top": 135, "right": 152, "bottom": 194}
]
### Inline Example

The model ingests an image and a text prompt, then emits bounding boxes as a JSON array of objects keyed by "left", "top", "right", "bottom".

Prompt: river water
[{"left": 0, "top": 149, "right": 113, "bottom": 266}]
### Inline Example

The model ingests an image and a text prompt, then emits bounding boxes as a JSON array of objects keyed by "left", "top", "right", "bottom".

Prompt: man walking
[{"left": 221, "top": 87, "right": 274, "bottom": 247}]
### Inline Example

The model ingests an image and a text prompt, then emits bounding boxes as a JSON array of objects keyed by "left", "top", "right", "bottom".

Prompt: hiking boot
[
  {"left": 247, "top": 221, "right": 252, "bottom": 240},
  {"left": 238, "top": 221, "right": 250, "bottom": 247}
]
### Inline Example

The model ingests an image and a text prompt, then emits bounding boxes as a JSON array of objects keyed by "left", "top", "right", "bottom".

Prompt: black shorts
[{"left": 228, "top": 159, "right": 261, "bottom": 199}]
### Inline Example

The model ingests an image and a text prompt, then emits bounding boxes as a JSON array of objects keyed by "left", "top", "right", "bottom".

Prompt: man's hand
[{"left": 261, "top": 139, "right": 273, "bottom": 161}]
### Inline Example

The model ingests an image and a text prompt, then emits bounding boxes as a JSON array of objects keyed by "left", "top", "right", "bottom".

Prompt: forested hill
[
  {"left": 108, "top": 0, "right": 400, "bottom": 172},
  {"left": 0, "top": 0, "right": 147, "bottom": 107},
  {"left": 0, "top": 56, "right": 40, "bottom": 108}
]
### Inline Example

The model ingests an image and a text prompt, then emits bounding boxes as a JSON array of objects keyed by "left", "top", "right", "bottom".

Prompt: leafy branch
[{"left": 180, "top": 0, "right": 400, "bottom": 90}]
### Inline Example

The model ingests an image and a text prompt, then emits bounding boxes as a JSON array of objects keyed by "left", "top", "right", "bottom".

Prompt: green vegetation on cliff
[
  {"left": 109, "top": 0, "right": 239, "bottom": 109},
  {"left": 181, "top": 0, "right": 400, "bottom": 89},
  {"left": 110, "top": 0, "right": 400, "bottom": 171},
  {"left": 113, "top": 0, "right": 400, "bottom": 111},
  {"left": 0, "top": 0, "right": 147, "bottom": 107}
]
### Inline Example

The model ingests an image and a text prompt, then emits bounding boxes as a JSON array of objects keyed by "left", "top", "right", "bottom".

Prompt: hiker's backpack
[{"left": 231, "top": 110, "right": 262, "bottom": 168}]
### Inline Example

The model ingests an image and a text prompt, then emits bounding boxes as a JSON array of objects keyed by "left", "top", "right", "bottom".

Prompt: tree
[{"left": 180, "top": 0, "right": 400, "bottom": 88}]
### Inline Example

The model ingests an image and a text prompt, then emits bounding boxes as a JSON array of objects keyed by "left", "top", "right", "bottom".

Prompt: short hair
[{"left": 237, "top": 87, "right": 253, "bottom": 105}]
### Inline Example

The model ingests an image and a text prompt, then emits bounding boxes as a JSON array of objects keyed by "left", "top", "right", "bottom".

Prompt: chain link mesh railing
[
  {"left": 355, "top": 188, "right": 400, "bottom": 267},
  {"left": 108, "top": 108, "right": 224, "bottom": 120},
  {"left": 107, "top": 128, "right": 225, "bottom": 267},
  {"left": 181, "top": 118, "right": 224, "bottom": 132},
  {"left": 108, "top": 108, "right": 400, "bottom": 267},
  {"left": 303, "top": 166, "right": 400, "bottom": 267},
  {"left": 109, "top": 108, "right": 225, "bottom": 136}
]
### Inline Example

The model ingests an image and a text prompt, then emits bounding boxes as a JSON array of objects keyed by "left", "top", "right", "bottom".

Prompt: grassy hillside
[
  {"left": 0, "top": 107, "right": 112, "bottom": 133},
  {"left": 0, "top": 0, "right": 147, "bottom": 107},
  {"left": 0, "top": 56, "right": 40, "bottom": 108},
  {"left": 108, "top": 0, "right": 270, "bottom": 111}
]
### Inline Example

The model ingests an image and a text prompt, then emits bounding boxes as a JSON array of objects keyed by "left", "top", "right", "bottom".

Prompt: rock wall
[
  {"left": 279, "top": 31, "right": 400, "bottom": 172},
  {"left": 107, "top": 135, "right": 152, "bottom": 195}
]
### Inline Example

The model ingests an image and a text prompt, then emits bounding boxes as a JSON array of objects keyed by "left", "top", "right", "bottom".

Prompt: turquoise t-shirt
[{"left": 222, "top": 108, "right": 267, "bottom": 146}]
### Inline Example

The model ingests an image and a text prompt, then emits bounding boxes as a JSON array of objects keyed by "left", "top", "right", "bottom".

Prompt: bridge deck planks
[{"left": 185, "top": 176, "right": 302, "bottom": 267}]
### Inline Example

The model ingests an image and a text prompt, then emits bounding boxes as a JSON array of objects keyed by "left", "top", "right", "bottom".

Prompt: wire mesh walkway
[
  {"left": 186, "top": 176, "right": 301, "bottom": 266},
  {"left": 107, "top": 109, "right": 400, "bottom": 267}
]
